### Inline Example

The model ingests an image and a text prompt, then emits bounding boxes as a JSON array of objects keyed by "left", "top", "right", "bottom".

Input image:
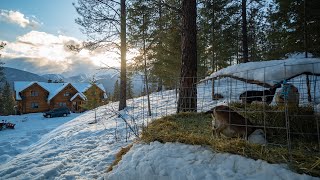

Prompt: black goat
[{"left": 239, "top": 83, "right": 281, "bottom": 104}]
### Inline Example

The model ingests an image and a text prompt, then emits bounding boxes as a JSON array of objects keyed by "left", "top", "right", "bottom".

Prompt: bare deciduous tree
[{"left": 74, "top": 0, "right": 127, "bottom": 110}]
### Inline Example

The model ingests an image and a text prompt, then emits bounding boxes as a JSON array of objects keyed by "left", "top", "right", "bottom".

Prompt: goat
[
  {"left": 210, "top": 105, "right": 255, "bottom": 138},
  {"left": 275, "top": 84, "right": 299, "bottom": 107},
  {"left": 239, "top": 83, "right": 281, "bottom": 105}
]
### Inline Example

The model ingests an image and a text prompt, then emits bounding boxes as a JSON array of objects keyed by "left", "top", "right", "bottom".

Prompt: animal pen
[
  {"left": 208, "top": 62, "right": 320, "bottom": 154},
  {"left": 102, "top": 60, "right": 320, "bottom": 173}
]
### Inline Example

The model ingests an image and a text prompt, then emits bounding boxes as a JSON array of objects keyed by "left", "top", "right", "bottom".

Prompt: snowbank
[{"left": 106, "top": 142, "right": 316, "bottom": 180}]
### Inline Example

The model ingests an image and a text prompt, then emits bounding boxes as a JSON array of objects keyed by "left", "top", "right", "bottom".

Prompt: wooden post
[
  {"left": 306, "top": 75, "right": 312, "bottom": 102},
  {"left": 212, "top": 79, "right": 215, "bottom": 100}
]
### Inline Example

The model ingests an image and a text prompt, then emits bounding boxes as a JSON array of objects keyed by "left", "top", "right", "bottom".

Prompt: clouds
[
  {"left": 0, "top": 10, "right": 40, "bottom": 28},
  {"left": 1, "top": 31, "right": 119, "bottom": 77}
]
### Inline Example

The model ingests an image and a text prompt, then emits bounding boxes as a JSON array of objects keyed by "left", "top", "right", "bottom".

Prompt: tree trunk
[
  {"left": 177, "top": 0, "right": 197, "bottom": 113},
  {"left": 119, "top": 0, "right": 127, "bottom": 111},
  {"left": 211, "top": 0, "right": 216, "bottom": 99},
  {"left": 304, "top": 0, "right": 308, "bottom": 58},
  {"left": 143, "top": 9, "right": 152, "bottom": 116},
  {"left": 212, "top": 0, "right": 216, "bottom": 72},
  {"left": 242, "top": 0, "right": 249, "bottom": 63}
]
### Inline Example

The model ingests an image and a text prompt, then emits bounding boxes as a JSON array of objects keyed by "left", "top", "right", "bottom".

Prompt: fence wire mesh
[{"left": 103, "top": 61, "right": 320, "bottom": 162}]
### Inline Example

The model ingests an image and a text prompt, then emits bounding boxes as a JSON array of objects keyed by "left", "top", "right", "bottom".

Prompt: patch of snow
[
  {"left": 0, "top": 113, "right": 80, "bottom": 164},
  {"left": 106, "top": 142, "right": 316, "bottom": 180}
]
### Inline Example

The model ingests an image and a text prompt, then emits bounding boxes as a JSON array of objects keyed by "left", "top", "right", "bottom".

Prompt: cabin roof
[
  {"left": 70, "top": 92, "right": 87, "bottom": 101},
  {"left": 14, "top": 81, "right": 106, "bottom": 101}
]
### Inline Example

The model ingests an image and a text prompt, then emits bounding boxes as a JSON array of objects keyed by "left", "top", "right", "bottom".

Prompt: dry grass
[
  {"left": 107, "top": 144, "right": 133, "bottom": 172},
  {"left": 229, "top": 102, "right": 319, "bottom": 146},
  {"left": 141, "top": 112, "right": 320, "bottom": 177}
]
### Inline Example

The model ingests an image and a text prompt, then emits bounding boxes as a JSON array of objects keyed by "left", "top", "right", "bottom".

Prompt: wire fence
[{"left": 103, "top": 61, "right": 320, "bottom": 162}]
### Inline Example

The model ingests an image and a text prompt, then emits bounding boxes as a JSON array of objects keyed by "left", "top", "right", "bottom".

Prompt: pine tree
[
  {"left": 177, "top": 0, "right": 197, "bottom": 113},
  {"left": 127, "top": 0, "right": 181, "bottom": 89},
  {"left": 1, "top": 81, "right": 15, "bottom": 115},
  {"left": 266, "top": 0, "right": 320, "bottom": 58},
  {"left": 0, "top": 42, "right": 6, "bottom": 115},
  {"left": 113, "top": 80, "right": 120, "bottom": 101}
]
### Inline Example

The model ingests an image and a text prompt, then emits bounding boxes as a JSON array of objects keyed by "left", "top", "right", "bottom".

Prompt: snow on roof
[
  {"left": 70, "top": 92, "right": 87, "bottom": 101},
  {"left": 97, "top": 84, "right": 106, "bottom": 92},
  {"left": 72, "top": 83, "right": 106, "bottom": 93},
  {"left": 14, "top": 81, "right": 50, "bottom": 100},
  {"left": 14, "top": 81, "right": 105, "bottom": 101},
  {"left": 47, "top": 83, "right": 72, "bottom": 101},
  {"left": 206, "top": 57, "right": 320, "bottom": 86},
  {"left": 72, "top": 83, "right": 92, "bottom": 93}
]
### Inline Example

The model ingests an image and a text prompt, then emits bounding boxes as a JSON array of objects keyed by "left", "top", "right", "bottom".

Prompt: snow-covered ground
[
  {"left": 106, "top": 142, "right": 317, "bottom": 180},
  {"left": 0, "top": 113, "right": 80, "bottom": 164},
  {"left": 1, "top": 56, "right": 320, "bottom": 179}
]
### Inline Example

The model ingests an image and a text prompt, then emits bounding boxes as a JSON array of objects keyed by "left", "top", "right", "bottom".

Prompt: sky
[{"left": 0, "top": 0, "right": 120, "bottom": 77}]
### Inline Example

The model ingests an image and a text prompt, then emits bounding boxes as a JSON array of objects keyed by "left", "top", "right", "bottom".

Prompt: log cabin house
[{"left": 14, "top": 81, "right": 107, "bottom": 114}]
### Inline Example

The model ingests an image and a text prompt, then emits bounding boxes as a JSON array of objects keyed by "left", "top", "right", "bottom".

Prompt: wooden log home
[{"left": 14, "top": 81, "right": 107, "bottom": 114}]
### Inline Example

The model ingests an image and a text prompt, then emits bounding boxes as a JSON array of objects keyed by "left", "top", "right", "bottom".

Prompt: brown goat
[{"left": 211, "top": 105, "right": 255, "bottom": 138}]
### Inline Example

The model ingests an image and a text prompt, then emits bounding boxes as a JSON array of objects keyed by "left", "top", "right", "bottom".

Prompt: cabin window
[
  {"left": 31, "top": 102, "right": 39, "bottom": 109},
  {"left": 58, "top": 102, "right": 67, "bottom": 107},
  {"left": 64, "top": 92, "right": 70, "bottom": 96},
  {"left": 31, "top": 91, "right": 39, "bottom": 96}
]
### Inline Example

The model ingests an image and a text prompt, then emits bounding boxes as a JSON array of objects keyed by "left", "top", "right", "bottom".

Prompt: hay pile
[{"left": 141, "top": 112, "right": 320, "bottom": 177}]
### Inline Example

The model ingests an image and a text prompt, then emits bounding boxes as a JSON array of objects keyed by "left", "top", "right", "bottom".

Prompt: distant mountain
[
  {"left": 3, "top": 67, "right": 47, "bottom": 87},
  {"left": 41, "top": 74, "right": 66, "bottom": 82},
  {"left": 67, "top": 74, "right": 91, "bottom": 83}
]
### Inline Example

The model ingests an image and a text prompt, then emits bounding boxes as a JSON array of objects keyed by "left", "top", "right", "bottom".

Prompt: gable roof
[
  {"left": 14, "top": 81, "right": 50, "bottom": 100},
  {"left": 14, "top": 81, "right": 106, "bottom": 101},
  {"left": 70, "top": 92, "right": 87, "bottom": 101},
  {"left": 48, "top": 83, "right": 74, "bottom": 101},
  {"left": 73, "top": 83, "right": 106, "bottom": 93}
]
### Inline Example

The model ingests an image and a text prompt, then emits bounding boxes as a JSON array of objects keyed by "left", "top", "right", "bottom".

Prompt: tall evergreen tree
[
  {"left": 1, "top": 81, "right": 15, "bottom": 115},
  {"left": 127, "top": 0, "right": 182, "bottom": 89},
  {"left": 177, "top": 0, "right": 197, "bottom": 112},
  {"left": 266, "top": 0, "right": 320, "bottom": 59}
]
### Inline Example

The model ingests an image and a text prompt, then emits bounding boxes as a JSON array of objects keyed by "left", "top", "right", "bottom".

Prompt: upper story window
[
  {"left": 31, "top": 91, "right": 39, "bottom": 97},
  {"left": 64, "top": 92, "right": 70, "bottom": 96},
  {"left": 58, "top": 102, "right": 67, "bottom": 107},
  {"left": 31, "top": 102, "right": 39, "bottom": 109}
]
